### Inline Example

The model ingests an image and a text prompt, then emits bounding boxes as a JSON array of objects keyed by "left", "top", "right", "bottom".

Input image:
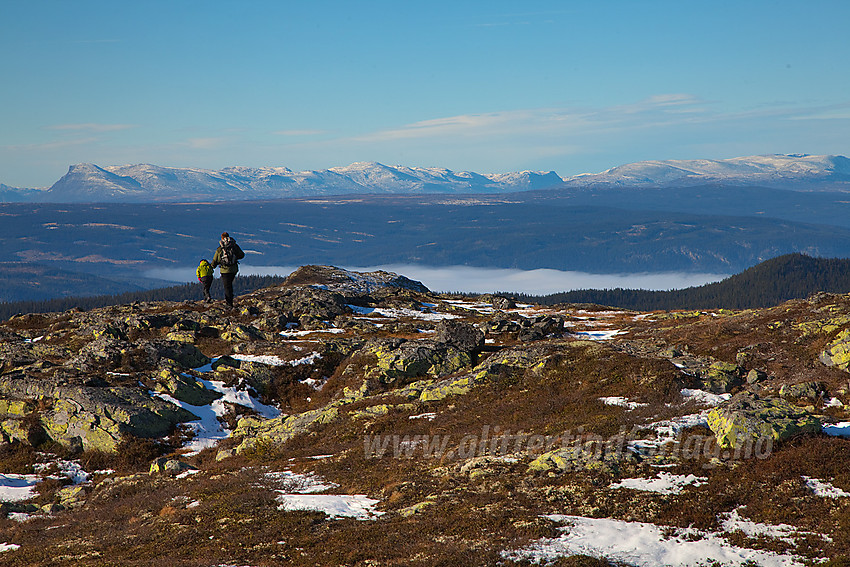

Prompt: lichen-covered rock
[
  {"left": 435, "top": 319, "right": 484, "bottom": 353},
  {"left": 349, "top": 403, "right": 416, "bottom": 421},
  {"left": 706, "top": 393, "right": 822, "bottom": 450},
  {"left": 141, "top": 340, "right": 210, "bottom": 369},
  {"left": 227, "top": 405, "right": 341, "bottom": 456},
  {"left": 220, "top": 324, "right": 267, "bottom": 343},
  {"left": 528, "top": 444, "right": 638, "bottom": 475},
  {"left": 397, "top": 500, "right": 436, "bottom": 518},
  {"left": 483, "top": 315, "right": 523, "bottom": 336},
  {"left": 154, "top": 365, "right": 221, "bottom": 406},
  {"left": 70, "top": 336, "right": 132, "bottom": 371},
  {"left": 820, "top": 328, "right": 850, "bottom": 371},
  {"left": 699, "top": 361, "right": 743, "bottom": 394},
  {"left": 56, "top": 485, "right": 88, "bottom": 509},
  {"left": 418, "top": 372, "right": 487, "bottom": 402},
  {"left": 149, "top": 457, "right": 198, "bottom": 476},
  {"left": 236, "top": 361, "right": 277, "bottom": 397},
  {"left": 779, "top": 381, "right": 827, "bottom": 401},
  {"left": 519, "top": 315, "right": 564, "bottom": 341},
  {"left": 490, "top": 296, "right": 517, "bottom": 310},
  {"left": 746, "top": 369, "right": 768, "bottom": 384},
  {"left": 0, "top": 377, "right": 198, "bottom": 452},
  {"left": 366, "top": 340, "right": 472, "bottom": 385},
  {"left": 795, "top": 315, "right": 850, "bottom": 338}
]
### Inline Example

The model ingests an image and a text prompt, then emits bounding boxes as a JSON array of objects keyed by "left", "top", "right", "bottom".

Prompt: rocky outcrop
[
  {"left": 820, "top": 328, "right": 850, "bottom": 371},
  {"left": 364, "top": 339, "right": 472, "bottom": 387},
  {"left": 140, "top": 339, "right": 210, "bottom": 369},
  {"left": 0, "top": 377, "right": 198, "bottom": 452},
  {"left": 435, "top": 319, "right": 484, "bottom": 353},
  {"left": 518, "top": 315, "right": 564, "bottom": 341},
  {"left": 284, "top": 265, "right": 429, "bottom": 294},
  {"left": 152, "top": 364, "right": 221, "bottom": 407},
  {"left": 699, "top": 361, "right": 744, "bottom": 394},
  {"left": 706, "top": 393, "right": 821, "bottom": 450}
]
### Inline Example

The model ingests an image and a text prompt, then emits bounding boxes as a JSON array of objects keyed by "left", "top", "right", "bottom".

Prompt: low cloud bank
[{"left": 145, "top": 264, "right": 728, "bottom": 295}]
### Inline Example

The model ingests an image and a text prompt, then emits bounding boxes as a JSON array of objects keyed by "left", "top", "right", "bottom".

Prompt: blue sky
[{"left": 2, "top": 0, "right": 849, "bottom": 187}]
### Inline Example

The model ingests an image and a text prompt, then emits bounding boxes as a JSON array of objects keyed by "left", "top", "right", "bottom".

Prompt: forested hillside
[{"left": 525, "top": 254, "right": 850, "bottom": 310}]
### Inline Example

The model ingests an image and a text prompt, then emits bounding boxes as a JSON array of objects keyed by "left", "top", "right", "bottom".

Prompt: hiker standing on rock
[
  {"left": 196, "top": 258, "right": 214, "bottom": 302},
  {"left": 211, "top": 232, "right": 245, "bottom": 307}
]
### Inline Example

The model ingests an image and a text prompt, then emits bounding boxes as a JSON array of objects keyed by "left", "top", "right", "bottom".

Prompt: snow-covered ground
[
  {"left": 347, "top": 303, "right": 460, "bottom": 321},
  {"left": 268, "top": 471, "right": 384, "bottom": 520},
  {"left": 803, "top": 476, "right": 850, "bottom": 499},
  {"left": 599, "top": 396, "right": 648, "bottom": 410},
  {"left": 506, "top": 514, "right": 807, "bottom": 567},
  {"left": 609, "top": 472, "right": 707, "bottom": 495},
  {"left": 0, "top": 474, "right": 40, "bottom": 503}
]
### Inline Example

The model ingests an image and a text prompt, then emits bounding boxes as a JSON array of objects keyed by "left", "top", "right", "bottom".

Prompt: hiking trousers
[
  {"left": 220, "top": 272, "right": 237, "bottom": 306},
  {"left": 199, "top": 276, "right": 213, "bottom": 301}
]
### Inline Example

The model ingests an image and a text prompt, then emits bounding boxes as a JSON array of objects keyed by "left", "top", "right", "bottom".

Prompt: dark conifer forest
[{"left": 519, "top": 254, "right": 850, "bottom": 310}]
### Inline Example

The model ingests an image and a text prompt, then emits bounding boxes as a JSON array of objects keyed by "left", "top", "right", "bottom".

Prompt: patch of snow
[
  {"left": 409, "top": 412, "right": 437, "bottom": 421},
  {"left": 266, "top": 470, "right": 338, "bottom": 493},
  {"left": 231, "top": 353, "right": 322, "bottom": 366},
  {"left": 301, "top": 376, "right": 327, "bottom": 390},
  {"left": 280, "top": 328, "right": 345, "bottom": 338},
  {"left": 0, "top": 543, "right": 20, "bottom": 552},
  {"left": 0, "top": 474, "right": 40, "bottom": 503},
  {"left": 822, "top": 422, "right": 850, "bottom": 437},
  {"left": 269, "top": 470, "right": 384, "bottom": 520},
  {"left": 276, "top": 494, "right": 384, "bottom": 520},
  {"left": 825, "top": 397, "right": 844, "bottom": 407},
  {"left": 609, "top": 472, "right": 707, "bottom": 495},
  {"left": 573, "top": 329, "right": 626, "bottom": 340},
  {"left": 629, "top": 412, "right": 711, "bottom": 454},
  {"left": 721, "top": 508, "right": 820, "bottom": 546},
  {"left": 34, "top": 460, "right": 88, "bottom": 484},
  {"left": 599, "top": 396, "right": 648, "bottom": 410},
  {"left": 505, "top": 514, "right": 805, "bottom": 567},
  {"left": 347, "top": 304, "right": 459, "bottom": 321},
  {"left": 680, "top": 389, "right": 732, "bottom": 407},
  {"left": 803, "top": 476, "right": 850, "bottom": 498}
]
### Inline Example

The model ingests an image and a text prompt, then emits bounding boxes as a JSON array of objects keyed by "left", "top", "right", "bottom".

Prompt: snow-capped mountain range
[
  {"left": 3, "top": 154, "right": 849, "bottom": 202},
  {"left": 34, "top": 162, "right": 564, "bottom": 202},
  {"left": 564, "top": 154, "right": 850, "bottom": 189}
]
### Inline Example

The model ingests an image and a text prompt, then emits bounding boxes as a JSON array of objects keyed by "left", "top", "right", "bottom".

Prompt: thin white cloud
[
  {"left": 4, "top": 137, "right": 100, "bottom": 152},
  {"left": 352, "top": 95, "right": 711, "bottom": 144},
  {"left": 184, "top": 137, "right": 227, "bottom": 150},
  {"left": 46, "top": 123, "right": 136, "bottom": 132},
  {"left": 787, "top": 102, "right": 850, "bottom": 121},
  {"left": 273, "top": 129, "right": 327, "bottom": 136}
]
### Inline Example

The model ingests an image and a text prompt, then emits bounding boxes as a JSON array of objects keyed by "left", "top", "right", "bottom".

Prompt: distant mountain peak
[{"left": 563, "top": 154, "right": 850, "bottom": 189}]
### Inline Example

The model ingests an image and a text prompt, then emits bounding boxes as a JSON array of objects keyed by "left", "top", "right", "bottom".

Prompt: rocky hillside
[{"left": 2, "top": 266, "right": 850, "bottom": 565}]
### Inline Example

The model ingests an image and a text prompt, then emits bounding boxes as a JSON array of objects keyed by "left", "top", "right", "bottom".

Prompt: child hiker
[{"left": 196, "top": 258, "right": 214, "bottom": 302}]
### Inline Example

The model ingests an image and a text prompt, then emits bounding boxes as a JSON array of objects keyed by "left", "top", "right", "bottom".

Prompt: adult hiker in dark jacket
[{"left": 211, "top": 232, "right": 245, "bottom": 307}]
